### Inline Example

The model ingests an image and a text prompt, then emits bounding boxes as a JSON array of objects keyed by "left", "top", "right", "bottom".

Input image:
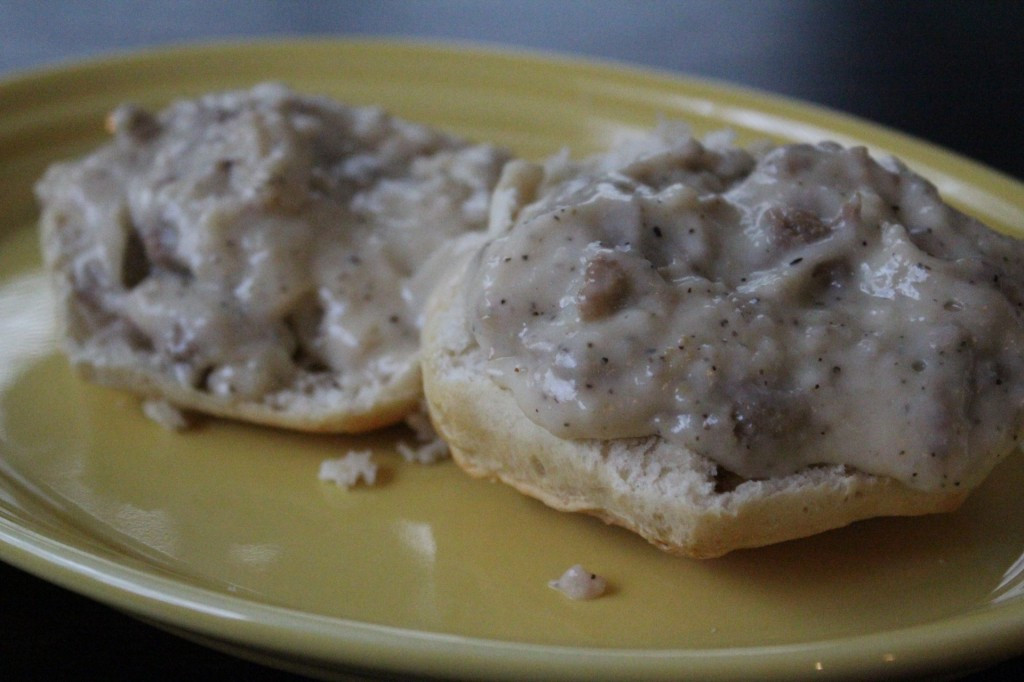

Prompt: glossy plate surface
[{"left": 2, "top": 40, "right": 1024, "bottom": 680}]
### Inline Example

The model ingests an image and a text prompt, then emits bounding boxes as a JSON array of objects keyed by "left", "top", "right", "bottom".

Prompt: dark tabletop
[{"left": 2, "top": 1, "right": 1023, "bottom": 679}]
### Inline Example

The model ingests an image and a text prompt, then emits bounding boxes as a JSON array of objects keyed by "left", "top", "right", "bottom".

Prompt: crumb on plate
[
  {"left": 141, "top": 398, "right": 191, "bottom": 431},
  {"left": 397, "top": 409, "right": 450, "bottom": 464},
  {"left": 548, "top": 564, "right": 607, "bottom": 600},
  {"left": 319, "top": 450, "right": 378, "bottom": 488}
]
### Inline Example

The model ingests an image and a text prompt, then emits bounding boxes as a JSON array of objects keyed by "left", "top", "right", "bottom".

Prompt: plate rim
[
  {"left": 4, "top": 509, "right": 1023, "bottom": 681},
  {"left": 2, "top": 37, "right": 1024, "bottom": 681}
]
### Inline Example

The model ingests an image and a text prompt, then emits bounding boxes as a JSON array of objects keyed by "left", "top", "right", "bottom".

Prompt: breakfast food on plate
[
  {"left": 421, "top": 123, "right": 1024, "bottom": 558},
  {"left": 36, "top": 83, "right": 510, "bottom": 432},
  {"left": 35, "top": 78, "right": 1024, "bottom": 557}
]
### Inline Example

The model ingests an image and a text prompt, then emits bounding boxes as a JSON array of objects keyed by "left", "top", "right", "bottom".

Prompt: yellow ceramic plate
[{"left": 2, "top": 40, "right": 1024, "bottom": 681}]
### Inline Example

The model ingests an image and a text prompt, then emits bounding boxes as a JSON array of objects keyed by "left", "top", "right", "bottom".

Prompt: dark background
[
  {"left": 2, "top": 0, "right": 1021, "bottom": 181},
  {"left": 2, "top": 1, "right": 1023, "bottom": 679}
]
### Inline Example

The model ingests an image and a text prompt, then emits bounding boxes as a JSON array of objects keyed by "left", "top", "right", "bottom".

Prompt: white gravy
[
  {"left": 37, "top": 84, "right": 508, "bottom": 401},
  {"left": 467, "top": 128, "right": 1024, "bottom": 491}
]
